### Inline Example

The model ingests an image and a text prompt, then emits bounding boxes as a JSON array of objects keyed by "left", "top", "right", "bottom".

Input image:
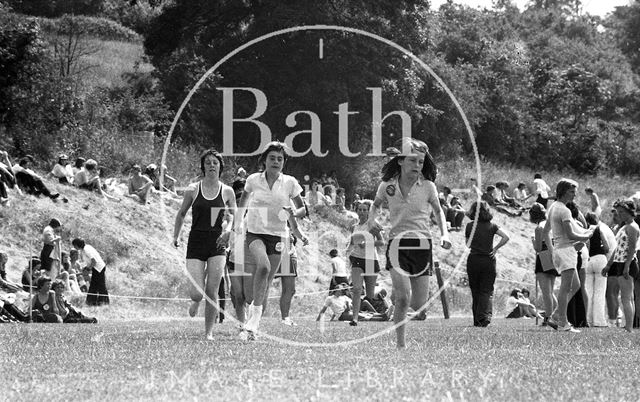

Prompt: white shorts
[{"left": 552, "top": 247, "right": 579, "bottom": 272}]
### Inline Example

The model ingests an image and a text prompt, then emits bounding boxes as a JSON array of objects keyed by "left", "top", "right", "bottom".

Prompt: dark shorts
[
  {"left": 349, "top": 256, "right": 380, "bottom": 275},
  {"left": 246, "top": 232, "right": 285, "bottom": 256},
  {"left": 609, "top": 260, "right": 640, "bottom": 279},
  {"left": 186, "top": 230, "right": 226, "bottom": 261},
  {"left": 275, "top": 256, "right": 297, "bottom": 278},
  {"left": 329, "top": 276, "right": 349, "bottom": 291},
  {"left": 385, "top": 238, "right": 433, "bottom": 277},
  {"left": 535, "top": 255, "right": 560, "bottom": 277}
]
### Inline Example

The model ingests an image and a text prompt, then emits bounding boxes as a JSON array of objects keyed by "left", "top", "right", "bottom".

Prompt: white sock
[{"left": 246, "top": 304, "right": 263, "bottom": 332}]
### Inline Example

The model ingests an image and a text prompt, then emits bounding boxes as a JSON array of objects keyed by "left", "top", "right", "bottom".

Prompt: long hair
[
  {"left": 467, "top": 201, "right": 493, "bottom": 222},
  {"left": 381, "top": 138, "right": 437, "bottom": 182},
  {"left": 555, "top": 178, "right": 578, "bottom": 200}
]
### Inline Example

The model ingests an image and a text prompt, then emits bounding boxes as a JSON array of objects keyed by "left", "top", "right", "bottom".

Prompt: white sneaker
[
  {"left": 282, "top": 317, "right": 297, "bottom": 326},
  {"left": 238, "top": 330, "right": 249, "bottom": 341},
  {"left": 560, "top": 324, "right": 581, "bottom": 333}
]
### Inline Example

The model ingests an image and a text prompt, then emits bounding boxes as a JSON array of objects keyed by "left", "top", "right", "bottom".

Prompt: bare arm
[
  {"left": 561, "top": 220, "right": 593, "bottom": 242},
  {"left": 283, "top": 194, "right": 306, "bottom": 219},
  {"left": 426, "top": 181, "right": 451, "bottom": 249},
  {"left": 217, "top": 186, "right": 237, "bottom": 246},
  {"left": 623, "top": 224, "right": 639, "bottom": 279},
  {"left": 234, "top": 190, "right": 251, "bottom": 232},
  {"left": 173, "top": 188, "right": 195, "bottom": 246},
  {"left": 316, "top": 306, "right": 328, "bottom": 321},
  {"left": 492, "top": 228, "right": 510, "bottom": 256}
]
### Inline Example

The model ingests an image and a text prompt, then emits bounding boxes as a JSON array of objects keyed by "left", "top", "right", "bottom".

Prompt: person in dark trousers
[{"left": 465, "top": 201, "right": 510, "bottom": 327}]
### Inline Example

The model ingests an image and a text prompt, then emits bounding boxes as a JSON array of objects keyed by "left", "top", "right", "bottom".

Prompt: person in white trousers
[{"left": 583, "top": 212, "right": 616, "bottom": 327}]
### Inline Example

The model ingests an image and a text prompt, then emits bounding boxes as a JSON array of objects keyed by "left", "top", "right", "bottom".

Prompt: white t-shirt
[
  {"left": 51, "top": 164, "right": 73, "bottom": 181},
  {"left": 505, "top": 296, "right": 519, "bottom": 313},
  {"left": 375, "top": 177, "right": 437, "bottom": 239},
  {"left": 81, "top": 244, "right": 106, "bottom": 273},
  {"left": 513, "top": 188, "right": 527, "bottom": 201},
  {"left": 244, "top": 172, "right": 302, "bottom": 237},
  {"left": 547, "top": 201, "right": 573, "bottom": 248},
  {"left": 324, "top": 295, "right": 350, "bottom": 316},
  {"left": 533, "top": 178, "right": 550, "bottom": 198},
  {"left": 331, "top": 256, "right": 347, "bottom": 277}
]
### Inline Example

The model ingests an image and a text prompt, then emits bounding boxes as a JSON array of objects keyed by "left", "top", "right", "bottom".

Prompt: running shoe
[
  {"left": 282, "top": 317, "right": 297, "bottom": 326},
  {"left": 349, "top": 320, "right": 358, "bottom": 326},
  {"left": 238, "top": 330, "right": 249, "bottom": 341},
  {"left": 546, "top": 318, "right": 559, "bottom": 330},
  {"left": 247, "top": 330, "right": 258, "bottom": 341},
  {"left": 560, "top": 324, "right": 581, "bottom": 333}
]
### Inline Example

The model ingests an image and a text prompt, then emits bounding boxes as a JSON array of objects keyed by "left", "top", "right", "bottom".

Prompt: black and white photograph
[{"left": 1, "top": 0, "right": 639, "bottom": 400}]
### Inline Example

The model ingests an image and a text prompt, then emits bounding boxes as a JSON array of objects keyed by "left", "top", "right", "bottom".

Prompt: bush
[{"left": 36, "top": 14, "right": 140, "bottom": 42}]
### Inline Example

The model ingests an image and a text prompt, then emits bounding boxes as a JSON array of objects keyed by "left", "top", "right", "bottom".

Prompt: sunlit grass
[{"left": 1, "top": 318, "right": 637, "bottom": 401}]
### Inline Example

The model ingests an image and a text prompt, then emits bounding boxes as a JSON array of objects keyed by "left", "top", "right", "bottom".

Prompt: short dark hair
[
  {"left": 49, "top": 218, "right": 61, "bottom": 228},
  {"left": 329, "top": 249, "right": 338, "bottom": 257},
  {"left": 71, "top": 238, "right": 86, "bottom": 249},
  {"left": 199, "top": 149, "right": 224, "bottom": 175},
  {"left": 529, "top": 203, "right": 546, "bottom": 224},
  {"left": 258, "top": 141, "right": 289, "bottom": 169},
  {"left": 534, "top": 173, "right": 542, "bottom": 179},
  {"left": 585, "top": 212, "right": 599, "bottom": 226}
]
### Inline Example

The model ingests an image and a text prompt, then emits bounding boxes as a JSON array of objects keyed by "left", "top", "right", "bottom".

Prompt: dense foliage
[{"left": 1, "top": 0, "right": 640, "bottom": 186}]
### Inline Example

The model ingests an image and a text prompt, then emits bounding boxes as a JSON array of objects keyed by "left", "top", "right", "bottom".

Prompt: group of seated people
[
  {"left": 0, "top": 253, "right": 96, "bottom": 323},
  {"left": 481, "top": 181, "right": 529, "bottom": 217},
  {"left": 316, "top": 282, "right": 394, "bottom": 323},
  {"left": 505, "top": 288, "right": 543, "bottom": 319},
  {"left": 0, "top": 149, "right": 181, "bottom": 206}
]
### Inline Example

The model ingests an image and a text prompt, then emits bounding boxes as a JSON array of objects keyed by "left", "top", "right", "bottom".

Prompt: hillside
[{"left": 4, "top": 160, "right": 633, "bottom": 321}]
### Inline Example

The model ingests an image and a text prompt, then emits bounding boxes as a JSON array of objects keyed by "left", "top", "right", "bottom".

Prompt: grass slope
[{"left": 1, "top": 159, "right": 637, "bottom": 320}]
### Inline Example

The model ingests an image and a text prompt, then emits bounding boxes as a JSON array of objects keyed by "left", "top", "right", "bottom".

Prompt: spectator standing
[
  {"left": 533, "top": 173, "right": 552, "bottom": 208},
  {"left": 584, "top": 212, "right": 616, "bottom": 327},
  {"left": 72, "top": 238, "right": 109, "bottom": 306},
  {"left": 602, "top": 200, "right": 639, "bottom": 332},
  {"left": 465, "top": 201, "right": 510, "bottom": 327},
  {"left": 585, "top": 188, "right": 602, "bottom": 217},
  {"left": 41, "top": 219, "right": 62, "bottom": 280}
]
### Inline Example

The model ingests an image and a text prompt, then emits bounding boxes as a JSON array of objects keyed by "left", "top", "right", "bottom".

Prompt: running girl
[
  {"left": 347, "top": 199, "right": 385, "bottom": 326},
  {"left": 173, "top": 149, "right": 236, "bottom": 340},
  {"left": 234, "top": 142, "right": 305, "bottom": 340},
  {"left": 368, "top": 138, "right": 451, "bottom": 349}
]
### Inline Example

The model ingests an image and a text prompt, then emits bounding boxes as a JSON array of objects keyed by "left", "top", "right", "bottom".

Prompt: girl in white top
[
  {"left": 602, "top": 200, "right": 639, "bottom": 332},
  {"left": 347, "top": 199, "right": 385, "bottom": 326},
  {"left": 368, "top": 138, "right": 451, "bottom": 349},
  {"left": 234, "top": 142, "right": 305, "bottom": 339}
]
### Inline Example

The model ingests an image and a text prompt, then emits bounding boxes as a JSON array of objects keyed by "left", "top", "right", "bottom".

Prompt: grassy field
[{"left": 1, "top": 317, "right": 638, "bottom": 401}]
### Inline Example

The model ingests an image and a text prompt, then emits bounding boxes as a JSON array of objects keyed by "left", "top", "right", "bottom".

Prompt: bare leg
[
  {"left": 552, "top": 269, "right": 579, "bottom": 327},
  {"left": 536, "top": 273, "right": 557, "bottom": 318},
  {"left": 203, "top": 255, "right": 225, "bottom": 339},
  {"left": 390, "top": 268, "right": 411, "bottom": 349},
  {"left": 350, "top": 267, "right": 365, "bottom": 324},
  {"left": 618, "top": 276, "right": 635, "bottom": 332},
  {"left": 409, "top": 276, "right": 430, "bottom": 320},
  {"left": 279, "top": 276, "right": 296, "bottom": 319},
  {"left": 186, "top": 259, "right": 206, "bottom": 316}
]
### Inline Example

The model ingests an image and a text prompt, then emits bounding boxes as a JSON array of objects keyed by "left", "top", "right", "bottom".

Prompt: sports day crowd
[{"left": 2, "top": 140, "right": 639, "bottom": 348}]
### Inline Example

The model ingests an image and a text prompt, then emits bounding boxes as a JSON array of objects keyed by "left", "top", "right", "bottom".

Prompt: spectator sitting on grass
[
  {"left": 0, "top": 150, "right": 21, "bottom": 204},
  {"left": 154, "top": 164, "right": 177, "bottom": 193},
  {"left": 74, "top": 159, "right": 118, "bottom": 200},
  {"left": 12, "top": 156, "right": 61, "bottom": 201},
  {"left": 0, "top": 252, "right": 21, "bottom": 293},
  {"left": 71, "top": 157, "right": 85, "bottom": 176},
  {"left": 505, "top": 288, "right": 543, "bottom": 319},
  {"left": 366, "top": 288, "right": 393, "bottom": 319},
  {"left": 127, "top": 164, "right": 154, "bottom": 204},
  {"left": 316, "top": 283, "right": 386, "bottom": 322},
  {"left": 49, "top": 154, "right": 74, "bottom": 185},
  {"left": 31, "top": 276, "right": 63, "bottom": 323},
  {"left": 447, "top": 196, "right": 466, "bottom": 231},
  {"left": 58, "top": 252, "right": 81, "bottom": 294},
  {"left": 495, "top": 181, "right": 523, "bottom": 209},
  {"left": 51, "top": 280, "right": 97, "bottom": 323},
  {"left": 513, "top": 182, "right": 534, "bottom": 206},
  {"left": 22, "top": 258, "right": 42, "bottom": 292},
  {"left": 482, "top": 185, "right": 522, "bottom": 217}
]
